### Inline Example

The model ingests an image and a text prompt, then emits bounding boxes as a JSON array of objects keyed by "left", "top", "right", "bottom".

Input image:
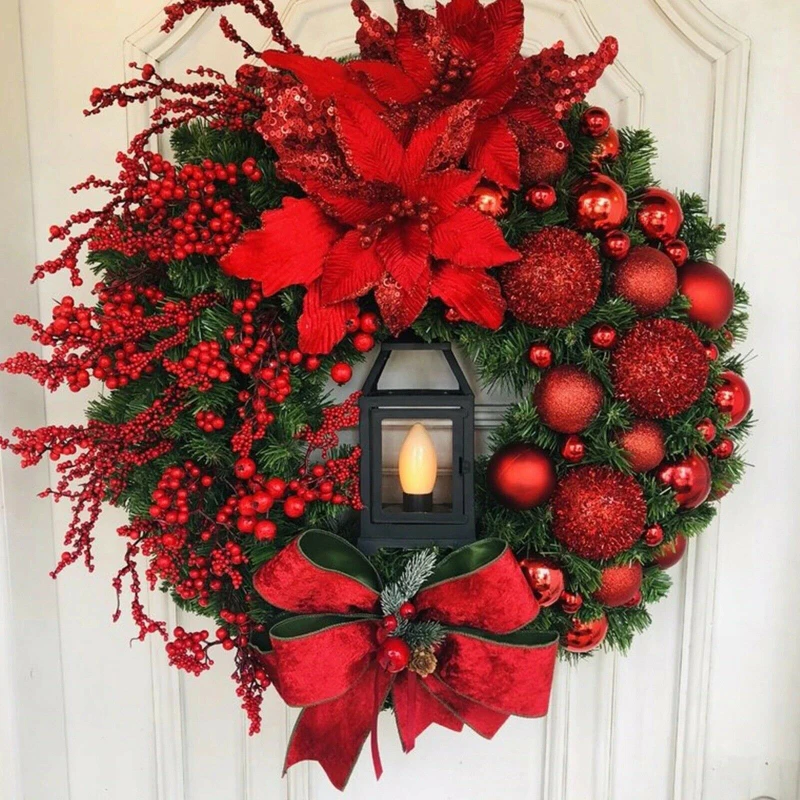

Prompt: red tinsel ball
[
  {"left": 637, "top": 188, "right": 684, "bottom": 242},
  {"left": 613, "top": 246, "right": 677, "bottom": 315},
  {"left": 552, "top": 466, "right": 647, "bottom": 560},
  {"left": 678, "top": 261, "right": 735, "bottom": 329},
  {"left": 486, "top": 443, "right": 557, "bottom": 511},
  {"left": 612, "top": 319, "right": 709, "bottom": 418},
  {"left": 519, "top": 138, "right": 569, "bottom": 185},
  {"left": 499, "top": 227, "right": 601, "bottom": 327},
  {"left": 714, "top": 370, "right": 751, "bottom": 427},
  {"left": 593, "top": 563, "right": 643, "bottom": 607},
  {"left": 616, "top": 419, "right": 665, "bottom": 472},
  {"left": 563, "top": 614, "right": 608, "bottom": 653},
  {"left": 574, "top": 175, "right": 628, "bottom": 233},
  {"left": 533, "top": 365, "right": 604, "bottom": 434}
]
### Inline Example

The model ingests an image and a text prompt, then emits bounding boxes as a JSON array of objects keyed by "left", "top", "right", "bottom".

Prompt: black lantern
[{"left": 358, "top": 336, "right": 475, "bottom": 553}]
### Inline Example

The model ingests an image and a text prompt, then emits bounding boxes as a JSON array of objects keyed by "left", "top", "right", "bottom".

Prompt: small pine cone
[{"left": 408, "top": 646, "right": 437, "bottom": 677}]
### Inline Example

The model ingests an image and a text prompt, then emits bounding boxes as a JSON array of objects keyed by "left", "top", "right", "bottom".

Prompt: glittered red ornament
[
  {"left": 533, "top": 365, "right": 604, "bottom": 434},
  {"left": 561, "top": 435, "right": 586, "bottom": 463},
  {"left": 468, "top": 180, "right": 509, "bottom": 218},
  {"left": 581, "top": 106, "right": 611, "bottom": 137},
  {"left": 678, "top": 261, "right": 735, "bottom": 329},
  {"left": 330, "top": 362, "right": 352, "bottom": 385},
  {"left": 552, "top": 466, "right": 647, "bottom": 560},
  {"left": 499, "top": 227, "right": 601, "bottom": 327},
  {"left": 613, "top": 246, "right": 677, "bottom": 315},
  {"left": 664, "top": 239, "right": 689, "bottom": 268},
  {"left": 486, "top": 443, "right": 557, "bottom": 511},
  {"left": 593, "top": 562, "right": 643, "bottom": 607},
  {"left": 637, "top": 188, "right": 684, "bottom": 242},
  {"left": 377, "top": 638, "right": 410, "bottom": 673},
  {"left": 528, "top": 343, "right": 553, "bottom": 369},
  {"left": 643, "top": 524, "right": 664, "bottom": 547},
  {"left": 657, "top": 453, "right": 712, "bottom": 508},
  {"left": 519, "top": 139, "right": 569, "bottom": 185},
  {"left": 519, "top": 557, "right": 564, "bottom": 607},
  {"left": 560, "top": 591, "right": 583, "bottom": 614},
  {"left": 616, "top": 419, "right": 665, "bottom": 472},
  {"left": 652, "top": 535, "right": 687, "bottom": 569},
  {"left": 714, "top": 370, "right": 751, "bottom": 427},
  {"left": 574, "top": 175, "right": 628, "bottom": 233},
  {"left": 612, "top": 319, "right": 709, "bottom": 418},
  {"left": 601, "top": 230, "right": 631, "bottom": 260},
  {"left": 525, "top": 183, "right": 557, "bottom": 211},
  {"left": 563, "top": 614, "right": 608, "bottom": 653},
  {"left": 590, "top": 323, "right": 617, "bottom": 349},
  {"left": 591, "top": 126, "right": 620, "bottom": 163}
]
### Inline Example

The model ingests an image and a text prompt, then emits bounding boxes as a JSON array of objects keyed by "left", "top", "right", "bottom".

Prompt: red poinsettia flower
[{"left": 221, "top": 99, "right": 518, "bottom": 353}]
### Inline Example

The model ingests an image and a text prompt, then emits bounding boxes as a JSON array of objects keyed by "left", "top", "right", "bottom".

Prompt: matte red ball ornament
[
  {"left": 653, "top": 535, "right": 687, "bottom": 569},
  {"left": 486, "top": 443, "right": 557, "bottom": 511},
  {"left": 528, "top": 343, "right": 553, "bottom": 369},
  {"left": 601, "top": 230, "right": 631, "bottom": 260},
  {"left": 714, "top": 371, "right": 751, "bottom": 427},
  {"left": 612, "top": 319, "right": 709, "bottom": 418},
  {"left": 469, "top": 180, "right": 509, "bottom": 218},
  {"left": 616, "top": 419, "right": 665, "bottom": 472},
  {"left": 552, "top": 466, "right": 647, "bottom": 560},
  {"left": 664, "top": 239, "right": 689, "bottom": 267},
  {"left": 643, "top": 524, "right": 664, "bottom": 547},
  {"left": 525, "top": 183, "right": 557, "bottom": 211},
  {"left": 377, "top": 638, "right": 411, "bottom": 673},
  {"left": 580, "top": 106, "right": 611, "bottom": 137},
  {"left": 657, "top": 453, "right": 712, "bottom": 508},
  {"left": 591, "top": 127, "right": 620, "bottom": 163},
  {"left": 331, "top": 362, "right": 352, "bottom": 385},
  {"left": 590, "top": 323, "right": 617, "bottom": 349},
  {"left": 613, "top": 246, "right": 678, "bottom": 315},
  {"left": 519, "top": 557, "right": 564, "bottom": 607},
  {"left": 678, "top": 261, "right": 735, "bottom": 329},
  {"left": 561, "top": 435, "right": 586, "bottom": 463},
  {"left": 593, "top": 563, "right": 643, "bottom": 607},
  {"left": 637, "top": 188, "right": 684, "bottom": 242},
  {"left": 574, "top": 175, "right": 628, "bottom": 233},
  {"left": 500, "top": 227, "right": 601, "bottom": 327},
  {"left": 564, "top": 614, "right": 609, "bottom": 653},
  {"left": 560, "top": 592, "right": 583, "bottom": 614},
  {"left": 533, "top": 365, "right": 604, "bottom": 434}
]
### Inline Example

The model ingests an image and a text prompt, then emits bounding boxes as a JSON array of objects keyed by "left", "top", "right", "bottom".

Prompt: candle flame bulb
[{"left": 399, "top": 423, "right": 437, "bottom": 511}]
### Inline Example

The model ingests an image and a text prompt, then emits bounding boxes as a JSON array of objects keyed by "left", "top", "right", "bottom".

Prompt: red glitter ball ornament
[
  {"left": 563, "top": 614, "right": 608, "bottom": 653},
  {"left": 612, "top": 319, "right": 709, "bottom": 418},
  {"left": 593, "top": 563, "right": 643, "bottom": 607},
  {"left": 714, "top": 370, "right": 751, "bottom": 427},
  {"left": 616, "top": 419, "right": 665, "bottom": 472},
  {"left": 533, "top": 365, "right": 604, "bottom": 434},
  {"left": 678, "top": 261, "right": 735, "bottom": 329},
  {"left": 519, "top": 139, "right": 569, "bottom": 185},
  {"left": 499, "top": 227, "right": 601, "bottom": 327},
  {"left": 487, "top": 443, "right": 557, "bottom": 511},
  {"left": 574, "top": 174, "right": 628, "bottom": 233},
  {"left": 637, "top": 188, "right": 684, "bottom": 242},
  {"left": 551, "top": 466, "right": 647, "bottom": 560},
  {"left": 613, "top": 246, "right": 677, "bottom": 315}
]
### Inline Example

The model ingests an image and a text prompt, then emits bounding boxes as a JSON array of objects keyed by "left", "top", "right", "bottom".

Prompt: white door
[{"left": 1, "top": 1, "right": 798, "bottom": 798}]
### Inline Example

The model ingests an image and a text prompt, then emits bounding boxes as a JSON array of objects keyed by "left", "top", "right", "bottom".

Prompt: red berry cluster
[
  {"left": 148, "top": 462, "right": 213, "bottom": 524},
  {"left": 216, "top": 469, "right": 288, "bottom": 536},
  {"left": 295, "top": 450, "right": 363, "bottom": 510},
  {"left": 164, "top": 340, "right": 232, "bottom": 390},
  {"left": 195, "top": 410, "right": 225, "bottom": 432},
  {"left": 345, "top": 311, "right": 381, "bottom": 353},
  {"left": 300, "top": 392, "right": 361, "bottom": 456},
  {"left": 166, "top": 627, "right": 214, "bottom": 676}
]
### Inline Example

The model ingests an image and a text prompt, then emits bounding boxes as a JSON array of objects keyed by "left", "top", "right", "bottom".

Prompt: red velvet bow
[{"left": 252, "top": 531, "right": 558, "bottom": 790}]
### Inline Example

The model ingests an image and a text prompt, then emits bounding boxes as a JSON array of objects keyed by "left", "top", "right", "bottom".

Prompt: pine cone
[{"left": 408, "top": 646, "right": 437, "bottom": 677}]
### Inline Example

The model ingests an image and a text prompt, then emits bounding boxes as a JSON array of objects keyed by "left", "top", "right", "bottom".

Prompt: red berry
[
  {"left": 254, "top": 520, "right": 278, "bottom": 541},
  {"left": 528, "top": 344, "right": 552, "bottom": 369},
  {"left": 234, "top": 457, "right": 257, "bottom": 480},
  {"left": 283, "top": 496, "right": 306, "bottom": 519},
  {"left": 266, "top": 477, "right": 286, "bottom": 498},
  {"left": 377, "top": 638, "right": 411, "bottom": 673},
  {"left": 398, "top": 601, "right": 416, "bottom": 620},
  {"left": 352, "top": 332, "right": 375, "bottom": 353},
  {"left": 382, "top": 614, "right": 398, "bottom": 632},
  {"left": 359, "top": 312, "right": 380, "bottom": 334},
  {"left": 331, "top": 363, "right": 352, "bottom": 385}
]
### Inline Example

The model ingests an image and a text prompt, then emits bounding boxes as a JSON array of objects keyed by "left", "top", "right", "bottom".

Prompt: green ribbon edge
[{"left": 296, "top": 530, "right": 383, "bottom": 593}]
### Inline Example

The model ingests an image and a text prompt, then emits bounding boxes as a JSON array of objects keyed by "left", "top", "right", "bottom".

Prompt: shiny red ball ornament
[
  {"left": 591, "top": 127, "right": 620, "bottom": 163},
  {"left": 561, "top": 435, "right": 586, "bottom": 463},
  {"left": 500, "top": 227, "right": 601, "bottom": 327},
  {"left": 678, "top": 261, "right": 735, "bottom": 329},
  {"left": 525, "top": 183, "right": 557, "bottom": 211},
  {"left": 616, "top": 419, "right": 665, "bottom": 472},
  {"left": 714, "top": 371, "right": 751, "bottom": 427},
  {"left": 519, "top": 557, "right": 564, "bottom": 607},
  {"left": 696, "top": 417, "right": 717, "bottom": 443},
  {"left": 330, "top": 362, "right": 353, "bottom": 385},
  {"left": 377, "top": 638, "right": 411, "bottom": 673},
  {"left": 563, "top": 614, "right": 609, "bottom": 653},
  {"left": 712, "top": 438, "right": 734, "bottom": 459},
  {"left": 664, "top": 239, "right": 689, "bottom": 268},
  {"left": 590, "top": 323, "right": 617, "bottom": 349},
  {"left": 533, "top": 365, "right": 604, "bottom": 434},
  {"left": 283, "top": 495, "right": 306, "bottom": 519},
  {"left": 528, "top": 343, "right": 553, "bottom": 369},
  {"left": 574, "top": 175, "right": 629, "bottom": 233},
  {"left": 637, "top": 188, "right": 684, "bottom": 242},
  {"left": 601, "top": 230, "right": 631, "bottom": 260},
  {"left": 704, "top": 343, "right": 719, "bottom": 361},
  {"left": 234, "top": 457, "right": 257, "bottom": 480},
  {"left": 613, "top": 246, "right": 678, "bottom": 315},
  {"left": 643, "top": 523, "right": 664, "bottom": 547},
  {"left": 581, "top": 106, "right": 611, "bottom": 137},
  {"left": 593, "top": 563, "right": 643, "bottom": 607},
  {"left": 552, "top": 466, "right": 647, "bottom": 560},
  {"left": 657, "top": 453, "right": 712, "bottom": 508},
  {"left": 653, "top": 535, "right": 687, "bottom": 569},
  {"left": 469, "top": 180, "right": 509, "bottom": 218},
  {"left": 486, "top": 443, "right": 557, "bottom": 511},
  {"left": 352, "top": 332, "right": 375, "bottom": 352},
  {"left": 561, "top": 592, "right": 583, "bottom": 614}
]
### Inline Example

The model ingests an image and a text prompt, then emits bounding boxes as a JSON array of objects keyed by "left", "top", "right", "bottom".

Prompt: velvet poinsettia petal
[
  {"left": 302, "top": 178, "right": 389, "bottom": 227},
  {"left": 431, "top": 263, "right": 506, "bottom": 329},
  {"left": 414, "top": 169, "right": 480, "bottom": 217},
  {"left": 321, "top": 231, "right": 384, "bottom": 304},
  {"left": 436, "top": 0, "right": 488, "bottom": 56},
  {"left": 467, "top": 116, "right": 521, "bottom": 189},
  {"left": 220, "top": 198, "right": 342, "bottom": 296},
  {"left": 346, "top": 60, "right": 424, "bottom": 105},
  {"left": 394, "top": 8, "right": 439, "bottom": 89},
  {"left": 334, "top": 98, "right": 404, "bottom": 184},
  {"left": 374, "top": 273, "right": 431, "bottom": 335},
  {"left": 376, "top": 222, "right": 432, "bottom": 293},
  {"left": 485, "top": 0, "right": 525, "bottom": 69},
  {"left": 431, "top": 207, "right": 519, "bottom": 268},
  {"left": 298, "top": 281, "right": 359, "bottom": 354}
]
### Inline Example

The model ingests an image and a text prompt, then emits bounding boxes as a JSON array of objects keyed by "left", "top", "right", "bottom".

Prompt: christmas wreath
[{"left": 1, "top": 0, "right": 752, "bottom": 790}]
